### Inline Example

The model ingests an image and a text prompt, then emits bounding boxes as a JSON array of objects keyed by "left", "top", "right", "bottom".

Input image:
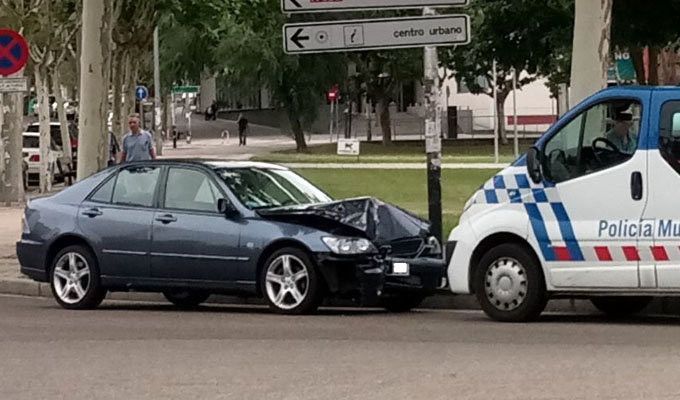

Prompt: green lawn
[
  {"left": 255, "top": 141, "right": 529, "bottom": 164},
  {"left": 295, "top": 168, "right": 499, "bottom": 235}
]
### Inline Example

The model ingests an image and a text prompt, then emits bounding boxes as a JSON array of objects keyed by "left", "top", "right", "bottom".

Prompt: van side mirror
[
  {"left": 527, "top": 147, "right": 543, "bottom": 184},
  {"left": 217, "top": 198, "right": 239, "bottom": 217}
]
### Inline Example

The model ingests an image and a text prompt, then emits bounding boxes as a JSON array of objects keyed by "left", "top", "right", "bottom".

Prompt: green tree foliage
[
  {"left": 611, "top": 0, "right": 680, "bottom": 84},
  {"left": 440, "top": 0, "right": 573, "bottom": 141}
]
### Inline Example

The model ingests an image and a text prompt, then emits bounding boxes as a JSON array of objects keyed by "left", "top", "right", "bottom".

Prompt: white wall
[{"left": 442, "top": 75, "right": 557, "bottom": 132}]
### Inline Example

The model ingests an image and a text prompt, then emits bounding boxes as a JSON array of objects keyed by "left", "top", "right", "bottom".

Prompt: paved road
[{"left": 2, "top": 295, "right": 680, "bottom": 400}]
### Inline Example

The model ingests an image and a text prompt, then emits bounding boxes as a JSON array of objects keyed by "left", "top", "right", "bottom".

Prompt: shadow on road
[{"left": 64, "top": 302, "right": 396, "bottom": 317}]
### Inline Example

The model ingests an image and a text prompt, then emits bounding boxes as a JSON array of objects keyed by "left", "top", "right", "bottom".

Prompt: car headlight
[
  {"left": 322, "top": 237, "right": 377, "bottom": 255},
  {"left": 427, "top": 236, "right": 442, "bottom": 255}
]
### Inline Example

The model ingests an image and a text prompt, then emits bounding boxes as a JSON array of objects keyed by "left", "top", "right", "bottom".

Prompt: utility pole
[
  {"left": 423, "top": 6, "right": 442, "bottom": 243},
  {"left": 153, "top": 26, "right": 163, "bottom": 156},
  {"left": 492, "top": 59, "right": 499, "bottom": 164},
  {"left": 512, "top": 67, "right": 519, "bottom": 158}
]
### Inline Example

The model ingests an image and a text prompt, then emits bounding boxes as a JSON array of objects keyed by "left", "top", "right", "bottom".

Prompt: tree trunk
[
  {"left": 77, "top": 0, "right": 112, "bottom": 180},
  {"left": 121, "top": 52, "right": 137, "bottom": 140},
  {"left": 496, "top": 91, "right": 509, "bottom": 145},
  {"left": 648, "top": 47, "right": 660, "bottom": 86},
  {"left": 629, "top": 47, "right": 646, "bottom": 85},
  {"left": 165, "top": 94, "right": 173, "bottom": 133},
  {"left": 0, "top": 93, "right": 25, "bottom": 204},
  {"left": 111, "top": 48, "right": 124, "bottom": 142},
  {"left": 288, "top": 112, "right": 307, "bottom": 152},
  {"left": 378, "top": 97, "right": 392, "bottom": 145},
  {"left": 570, "top": 0, "right": 613, "bottom": 106},
  {"left": 34, "top": 68, "right": 53, "bottom": 194},
  {"left": 52, "top": 69, "right": 73, "bottom": 168},
  {"left": 0, "top": 94, "right": 6, "bottom": 197}
]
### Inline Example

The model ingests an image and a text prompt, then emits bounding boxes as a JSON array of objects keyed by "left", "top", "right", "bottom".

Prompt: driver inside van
[{"left": 605, "top": 110, "right": 637, "bottom": 154}]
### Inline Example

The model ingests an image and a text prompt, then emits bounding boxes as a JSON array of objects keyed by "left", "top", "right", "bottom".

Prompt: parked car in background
[
  {"left": 23, "top": 122, "right": 78, "bottom": 186},
  {"left": 18, "top": 160, "right": 445, "bottom": 314}
]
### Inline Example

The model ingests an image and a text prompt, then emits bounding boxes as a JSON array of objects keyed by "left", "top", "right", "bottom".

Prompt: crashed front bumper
[{"left": 314, "top": 253, "right": 446, "bottom": 305}]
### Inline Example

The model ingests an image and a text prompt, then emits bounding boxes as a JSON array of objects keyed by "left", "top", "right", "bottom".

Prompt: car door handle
[
  {"left": 631, "top": 171, "right": 643, "bottom": 201},
  {"left": 155, "top": 214, "right": 177, "bottom": 224},
  {"left": 82, "top": 208, "right": 103, "bottom": 217}
]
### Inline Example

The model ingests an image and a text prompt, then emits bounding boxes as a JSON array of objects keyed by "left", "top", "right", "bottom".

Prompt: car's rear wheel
[
  {"left": 163, "top": 290, "right": 210, "bottom": 309},
  {"left": 474, "top": 243, "right": 547, "bottom": 322},
  {"left": 590, "top": 296, "right": 652, "bottom": 317},
  {"left": 261, "top": 248, "right": 321, "bottom": 315},
  {"left": 50, "top": 245, "right": 107, "bottom": 310},
  {"left": 381, "top": 294, "right": 425, "bottom": 313}
]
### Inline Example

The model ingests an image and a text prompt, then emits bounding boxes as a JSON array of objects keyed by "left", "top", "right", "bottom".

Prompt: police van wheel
[
  {"left": 590, "top": 296, "right": 652, "bottom": 317},
  {"left": 474, "top": 243, "right": 547, "bottom": 322}
]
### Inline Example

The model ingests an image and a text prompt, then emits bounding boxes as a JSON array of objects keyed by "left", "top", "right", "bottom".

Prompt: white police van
[{"left": 447, "top": 87, "right": 680, "bottom": 321}]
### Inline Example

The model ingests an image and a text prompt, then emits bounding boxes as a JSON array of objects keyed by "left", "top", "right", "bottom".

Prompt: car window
[
  {"left": 542, "top": 100, "right": 641, "bottom": 183},
  {"left": 164, "top": 168, "right": 220, "bottom": 212},
  {"left": 89, "top": 176, "right": 116, "bottom": 203},
  {"left": 22, "top": 136, "right": 39, "bottom": 149},
  {"left": 659, "top": 101, "right": 680, "bottom": 173},
  {"left": 112, "top": 166, "right": 160, "bottom": 208}
]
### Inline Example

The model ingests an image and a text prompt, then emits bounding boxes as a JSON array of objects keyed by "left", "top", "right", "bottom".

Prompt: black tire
[
  {"left": 260, "top": 247, "right": 322, "bottom": 315},
  {"left": 50, "top": 244, "right": 107, "bottom": 310},
  {"left": 163, "top": 290, "right": 210, "bottom": 309},
  {"left": 473, "top": 243, "right": 547, "bottom": 322},
  {"left": 590, "top": 296, "right": 652, "bottom": 317},
  {"left": 382, "top": 294, "right": 425, "bottom": 313}
]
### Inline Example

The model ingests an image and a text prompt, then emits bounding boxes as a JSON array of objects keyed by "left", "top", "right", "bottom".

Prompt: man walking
[
  {"left": 119, "top": 113, "right": 157, "bottom": 163},
  {"left": 237, "top": 113, "right": 249, "bottom": 146}
]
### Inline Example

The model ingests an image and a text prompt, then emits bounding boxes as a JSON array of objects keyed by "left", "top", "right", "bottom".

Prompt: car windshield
[{"left": 214, "top": 167, "right": 332, "bottom": 210}]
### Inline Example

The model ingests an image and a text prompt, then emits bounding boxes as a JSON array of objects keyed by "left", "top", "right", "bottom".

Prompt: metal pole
[
  {"left": 512, "top": 67, "right": 519, "bottom": 158},
  {"left": 424, "top": 6, "right": 442, "bottom": 243},
  {"left": 493, "top": 59, "right": 499, "bottom": 164},
  {"left": 153, "top": 26, "right": 163, "bottom": 155},
  {"left": 329, "top": 100, "right": 334, "bottom": 142}
]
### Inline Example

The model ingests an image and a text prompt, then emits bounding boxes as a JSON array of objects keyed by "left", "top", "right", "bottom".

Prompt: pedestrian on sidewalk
[
  {"left": 119, "top": 113, "right": 157, "bottom": 163},
  {"left": 171, "top": 125, "right": 178, "bottom": 149},
  {"left": 237, "top": 113, "right": 249, "bottom": 146}
]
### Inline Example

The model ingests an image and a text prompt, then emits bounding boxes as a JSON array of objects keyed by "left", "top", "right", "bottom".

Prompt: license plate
[{"left": 392, "top": 262, "right": 410, "bottom": 276}]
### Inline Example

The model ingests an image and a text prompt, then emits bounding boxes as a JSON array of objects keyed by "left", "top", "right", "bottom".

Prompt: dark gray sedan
[{"left": 17, "top": 160, "right": 444, "bottom": 314}]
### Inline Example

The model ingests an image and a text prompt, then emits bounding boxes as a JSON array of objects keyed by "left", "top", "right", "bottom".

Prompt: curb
[{"left": 0, "top": 276, "right": 597, "bottom": 313}]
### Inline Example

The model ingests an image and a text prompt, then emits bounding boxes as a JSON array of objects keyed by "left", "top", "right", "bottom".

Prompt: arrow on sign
[
  {"left": 290, "top": 28, "right": 309, "bottom": 49},
  {"left": 288, "top": 0, "right": 302, "bottom": 8}
]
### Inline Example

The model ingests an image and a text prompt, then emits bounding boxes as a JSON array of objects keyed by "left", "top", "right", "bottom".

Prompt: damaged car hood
[{"left": 257, "top": 197, "right": 431, "bottom": 243}]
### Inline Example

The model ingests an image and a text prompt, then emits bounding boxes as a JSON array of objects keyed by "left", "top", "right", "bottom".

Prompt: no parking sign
[{"left": 0, "top": 29, "right": 29, "bottom": 77}]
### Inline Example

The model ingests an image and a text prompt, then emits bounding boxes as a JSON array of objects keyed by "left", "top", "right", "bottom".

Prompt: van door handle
[
  {"left": 155, "top": 214, "right": 177, "bottom": 224},
  {"left": 82, "top": 207, "right": 103, "bottom": 217},
  {"left": 631, "top": 171, "right": 643, "bottom": 201}
]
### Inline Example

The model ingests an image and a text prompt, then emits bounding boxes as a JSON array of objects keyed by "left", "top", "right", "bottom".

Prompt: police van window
[
  {"left": 659, "top": 101, "right": 680, "bottom": 174},
  {"left": 542, "top": 100, "right": 641, "bottom": 183}
]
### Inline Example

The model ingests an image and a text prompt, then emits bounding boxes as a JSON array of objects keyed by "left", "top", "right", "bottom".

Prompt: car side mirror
[
  {"left": 527, "top": 146, "right": 543, "bottom": 184},
  {"left": 217, "top": 198, "right": 239, "bottom": 217}
]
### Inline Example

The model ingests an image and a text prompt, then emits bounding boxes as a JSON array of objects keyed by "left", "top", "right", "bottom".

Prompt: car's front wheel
[
  {"left": 50, "top": 245, "right": 107, "bottom": 310},
  {"left": 474, "top": 243, "right": 547, "bottom": 322},
  {"left": 261, "top": 248, "right": 321, "bottom": 315},
  {"left": 163, "top": 290, "right": 210, "bottom": 309}
]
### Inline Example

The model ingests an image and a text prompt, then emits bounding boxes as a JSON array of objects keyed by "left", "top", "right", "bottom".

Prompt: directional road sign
[
  {"left": 282, "top": 0, "right": 468, "bottom": 13},
  {"left": 0, "top": 29, "right": 29, "bottom": 77},
  {"left": 136, "top": 85, "right": 149, "bottom": 101},
  {"left": 284, "top": 15, "right": 470, "bottom": 55},
  {"left": 172, "top": 85, "right": 200, "bottom": 94},
  {"left": 0, "top": 77, "right": 28, "bottom": 93}
]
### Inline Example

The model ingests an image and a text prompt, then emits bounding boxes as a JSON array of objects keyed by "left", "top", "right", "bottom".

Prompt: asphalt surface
[{"left": 2, "top": 295, "right": 680, "bottom": 400}]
